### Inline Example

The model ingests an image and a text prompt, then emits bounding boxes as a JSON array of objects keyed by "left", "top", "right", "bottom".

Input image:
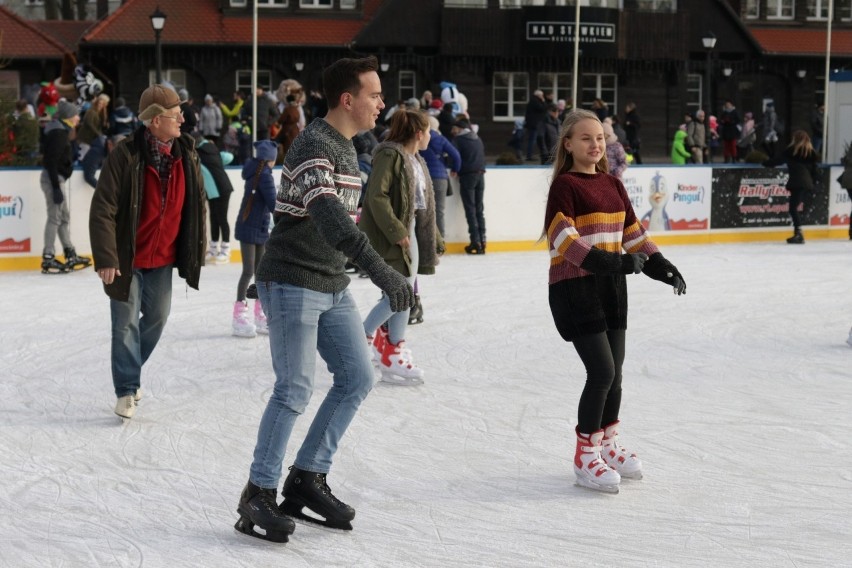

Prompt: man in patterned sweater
[{"left": 235, "top": 56, "right": 414, "bottom": 542}]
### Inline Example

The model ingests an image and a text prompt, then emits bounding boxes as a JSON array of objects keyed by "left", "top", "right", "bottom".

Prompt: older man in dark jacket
[{"left": 89, "top": 84, "right": 206, "bottom": 420}]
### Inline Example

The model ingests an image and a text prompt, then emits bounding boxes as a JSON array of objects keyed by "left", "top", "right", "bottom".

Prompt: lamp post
[
  {"left": 702, "top": 31, "right": 717, "bottom": 114},
  {"left": 150, "top": 7, "right": 166, "bottom": 84}
]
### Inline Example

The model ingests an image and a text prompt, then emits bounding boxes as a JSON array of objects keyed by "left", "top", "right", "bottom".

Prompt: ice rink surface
[{"left": 1, "top": 241, "right": 851, "bottom": 568}]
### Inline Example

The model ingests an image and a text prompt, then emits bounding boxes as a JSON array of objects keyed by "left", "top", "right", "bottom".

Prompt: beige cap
[{"left": 138, "top": 84, "right": 181, "bottom": 121}]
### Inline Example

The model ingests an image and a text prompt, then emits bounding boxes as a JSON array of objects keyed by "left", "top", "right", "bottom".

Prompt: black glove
[
  {"left": 369, "top": 262, "right": 414, "bottom": 312},
  {"left": 620, "top": 252, "right": 648, "bottom": 274},
  {"left": 52, "top": 186, "right": 64, "bottom": 205},
  {"left": 643, "top": 252, "right": 686, "bottom": 295},
  {"left": 246, "top": 283, "right": 258, "bottom": 300}
]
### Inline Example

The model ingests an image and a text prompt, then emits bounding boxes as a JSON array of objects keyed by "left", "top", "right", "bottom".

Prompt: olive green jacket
[{"left": 358, "top": 141, "right": 443, "bottom": 277}]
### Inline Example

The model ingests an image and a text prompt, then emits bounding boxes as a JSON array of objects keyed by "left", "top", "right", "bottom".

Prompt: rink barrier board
[{"left": 1, "top": 165, "right": 849, "bottom": 272}]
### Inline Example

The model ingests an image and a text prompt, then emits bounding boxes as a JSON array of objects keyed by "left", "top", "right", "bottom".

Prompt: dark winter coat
[
  {"left": 419, "top": 129, "right": 461, "bottom": 180},
  {"left": 719, "top": 108, "right": 741, "bottom": 141},
  {"left": 453, "top": 130, "right": 486, "bottom": 175},
  {"left": 624, "top": 109, "right": 641, "bottom": 150},
  {"left": 109, "top": 106, "right": 138, "bottom": 138},
  {"left": 89, "top": 128, "right": 206, "bottom": 301},
  {"left": 196, "top": 140, "right": 234, "bottom": 197},
  {"left": 764, "top": 147, "right": 820, "bottom": 192},
  {"left": 235, "top": 158, "right": 277, "bottom": 245},
  {"left": 358, "top": 141, "right": 442, "bottom": 277},
  {"left": 524, "top": 96, "right": 548, "bottom": 130},
  {"left": 41, "top": 119, "right": 74, "bottom": 190}
]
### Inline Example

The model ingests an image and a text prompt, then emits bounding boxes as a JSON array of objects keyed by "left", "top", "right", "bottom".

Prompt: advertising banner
[
  {"left": 0, "top": 187, "right": 30, "bottom": 253},
  {"left": 711, "top": 168, "right": 829, "bottom": 229},
  {"left": 622, "top": 167, "right": 711, "bottom": 232},
  {"left": 828, "top": 165, "right": 852, "bottom": 228}
]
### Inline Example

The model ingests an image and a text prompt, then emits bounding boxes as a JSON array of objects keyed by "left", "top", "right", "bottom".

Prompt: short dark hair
[{"left": 322, "top": 56, "right": 379, "bottom": 110}]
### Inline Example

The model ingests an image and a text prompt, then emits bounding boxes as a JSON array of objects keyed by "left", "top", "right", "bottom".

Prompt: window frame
[
  {"left": 580, "top": 73, "right": 617, "bottom": 114},
  {"left": 766, "top": 0, "right": 795, "bottom": 20},
  {"left": 492, "top": 71, "right": 529, "bottom": 122},
  {"left": 398, "top": 70, "right": 417, "bottom": 103},
  {"left": 236, "top": 70, "right": 274, "bottom": 94}
]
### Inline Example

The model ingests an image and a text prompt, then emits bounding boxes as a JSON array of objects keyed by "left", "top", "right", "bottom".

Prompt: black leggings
[
  {"left": 572, "top": 329, "right": 626, "bottom": 434},
  {"left": 209, "top": 193, "right": 231, "bottom": 243},
  {"left": 788, "top": 188, "right": 805, "bottom": 230},
  {"left": 237, "top": 242, "right": 264, "bottom": 301}
]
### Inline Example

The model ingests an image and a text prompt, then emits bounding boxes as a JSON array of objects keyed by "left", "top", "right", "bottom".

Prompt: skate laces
[{"left": 317, "top": 474, "right": 346, "bottom": 509}]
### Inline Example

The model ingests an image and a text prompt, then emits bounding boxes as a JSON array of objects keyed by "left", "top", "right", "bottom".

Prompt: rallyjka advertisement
[
  {"left": 711, "top": 168, "right": 829, "bottom": 229},
  {"left": 622, "top": 168, "right": 711, "bottom": 232}
]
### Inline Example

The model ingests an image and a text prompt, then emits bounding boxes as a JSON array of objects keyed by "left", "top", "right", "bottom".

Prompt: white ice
[{"left": 1, "top": 241, "right": 851, "bottom": 568}]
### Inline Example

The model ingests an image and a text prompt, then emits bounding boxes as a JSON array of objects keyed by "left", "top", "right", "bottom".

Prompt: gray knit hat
[{"left": 54, "top": 100, "right": 78, "bottom": 120}]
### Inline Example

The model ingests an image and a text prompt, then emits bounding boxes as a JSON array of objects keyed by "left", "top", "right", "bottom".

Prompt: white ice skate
[
  {"left": 216, "top": 243, "right": 231, "bottom": 265},
  {"left": 232, "top": 301, "right": 257, "bottom": 338},
  {"left": 114, "top": 394, "right": 136, "bottom": 420},
  {"left": 367, "top": 326, "right": 388, "bottom": 369},
  {"left": 254, "top": 300, "right": 268, "bottom": 335},
  {"left": 574, "top": 428, "right": 621, "bottom": 494},
  {"left": 378, "top": 339, "right": 424, "bottom": 386},
  {"left": 601, "top": 420, "right": 643, "bottom": 480}
]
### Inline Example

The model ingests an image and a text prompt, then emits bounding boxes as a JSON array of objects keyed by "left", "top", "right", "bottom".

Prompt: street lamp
[
  {"left": 702, "top": 31, "right": 717, "bottom": 113},
  {"left": 150, "top": 7, "right": 166, "bottom": 84}
]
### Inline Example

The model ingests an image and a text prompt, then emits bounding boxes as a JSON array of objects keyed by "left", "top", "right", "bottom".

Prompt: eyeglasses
[{"left": 159, "top": 111, "right": 184, "bottom": 121}]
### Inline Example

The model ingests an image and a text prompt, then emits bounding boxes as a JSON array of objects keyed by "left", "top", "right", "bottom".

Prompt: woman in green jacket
[{"left": 360, "top": 109, "right": 443, "bottom": 386}]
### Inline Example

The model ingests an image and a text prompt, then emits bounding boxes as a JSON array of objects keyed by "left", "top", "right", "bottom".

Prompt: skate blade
[
  {"left": 65, "top": 263, "right": 91, "bottom": 271},
  {"left": 618, "top": 470, "right": 643, "bottom": 481},
  {"left": 234, "top": 516, "right": 291, "bottom": 543},
  {"left": 379, "top": 372, "right": 424, "bottom": 387},
  {"left": 41, "top": 267, "right": 68, "bottom": 274},
  {"left": 575, "top": 477, "right": 619, "bottom": 494},
  {"left": 281, "top": 504, "right": 353, "bottom": 532}
]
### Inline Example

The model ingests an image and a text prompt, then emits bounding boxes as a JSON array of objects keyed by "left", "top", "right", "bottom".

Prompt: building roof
[
  {"left": 0, "top": 6, "right": 68, "bottom": 59},
  {"left": 32, "top": 20, "right": 96, "bottom": 53},
  {"left": 82, "top": 0, "right": 385, "bottom": 47},
  {"left": 750, "top": 27, "right": 852, "bottom": 57}
]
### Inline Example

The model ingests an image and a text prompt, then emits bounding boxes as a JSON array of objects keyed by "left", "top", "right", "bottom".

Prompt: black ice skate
[
  {"left": 280, "top": 466, "right": 356, "bottom": 531},
  {"left": 63, "top": 247, "right": 92, "bottom": 271},
  {"left": 408, "top": 294, "right": 424, "bottom": 325},
  {"left": 41, "top": 254, "right": 68, "bottom": 274},
  {"left": 234, "top": 481, "right": 296, "bottom": 544}
]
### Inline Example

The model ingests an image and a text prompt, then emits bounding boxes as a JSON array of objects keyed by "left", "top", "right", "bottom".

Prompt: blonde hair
[
  {"left": 550, "top": 108, "right": 609, "bottom": 182},
  {"left": 789, "top": 130, "right": 816, "bottom": 159}
]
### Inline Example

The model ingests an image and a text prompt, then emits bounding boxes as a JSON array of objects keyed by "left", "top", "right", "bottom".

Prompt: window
[
  {"left": 744, "top": 0, "right": 758, "bottom": 18},
  {"left": 444, "top": 0, "right": 487, "bottom": 8},
  {"left": 258, "top": 0, "right": 288, "bottom": 7},
  {"left": 300, "top": 0, "right": 332, "bottom": 7},
  {"left": 842, "top": 2, "right": 852, "bottom": 20},
  {"left": 766, "top": 0, "right": 794, "bottom": 19},
  {"left": 492, "top": 72, "right": 529, "bottom": 121},
  {"left": 685, "top": 73, "right": 702, "bottom": 115},
  {"left": 230, "top": 0, "right": 247, "bottom": 6},
  {"left": 0, "top": 71, "right": 20, "bottom": 102},
  {"left": 398, "top": 71, "right": 416, "bottom": 102},
  {"left": 148, "top": 69, "right": 187, "bottom": 92},
  {"left": 500, "top": 0, "right": 614, "bottom": 5},
  {"left": 237, "top": 70, "right": 273, "bottom": 94},
  {"left": 340, "top": 0, "right": 357, "bottom": 8},
  {"left": 537, "top": 72, "right": 573, "bottom": 106},
  {"left": 636, "top": 0, "right": 677, "bottom": 11},
  {"left": 24, "top": 0, "right": 45, "bottom": 4},
  {"left": 807, "top": 0, "right": 830, "bottom": 19},
  {"left": 580, "top": 73, "right": 616, "bottom": 112}
]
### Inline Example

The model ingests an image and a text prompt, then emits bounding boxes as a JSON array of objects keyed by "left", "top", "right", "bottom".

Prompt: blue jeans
[
  {"left": 459, "top": 171, "right": 486, "bottom": 246},
  {"left": 250, "top": 283, "right": 374, "bottom": 487},
  {"left": 110, "top": 267, "right": 173, "bottom": 397},
  {"left": 363, "top": 227, "right": 419, "bottom": 344}
]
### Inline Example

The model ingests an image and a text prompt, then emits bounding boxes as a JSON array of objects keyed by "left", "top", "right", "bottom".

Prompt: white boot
[
  {"left": 366, "top": 325, "right": 388, "bottom": 368},
  {"left": 254, "top": 299, "right": 268, "bottom": 334},
  {"left": 574, "top": 427, "right": 621, "bottom": 493},
  {"left": 232, "top": 300, "right": 256, "bottom": 337},
  {"left": 601, "top": 420, "right": 643, "bottom": 480},
  {"left": 114, "top": 394, "right": 136, "bottom": 419},
  {"left": 378, "top": 338, "right": 424, "bottom": 386},
  {"left": 206, "top": 240, "right": 219, "bottom": 264},
  {"left": 216, "top": 242, "right": 231, "bottom": 265}
]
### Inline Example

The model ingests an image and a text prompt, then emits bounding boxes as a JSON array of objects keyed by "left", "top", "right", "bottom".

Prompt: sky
[{"left": 1, "top": 240, "right": 850, "bottom": 568}]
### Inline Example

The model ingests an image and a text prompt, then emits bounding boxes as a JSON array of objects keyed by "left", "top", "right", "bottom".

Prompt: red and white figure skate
[
  {"left": 574, "top": 427, "right": 621, "bottom": 494},
  {"left": 367, "top": 325, "right": 388, "bottom": 368},
  {"left": 601, "top": 420, "right": 643, "bottom": 480},
  {"left": 377, "top": 338, "right": 424, "bottom": 386}
]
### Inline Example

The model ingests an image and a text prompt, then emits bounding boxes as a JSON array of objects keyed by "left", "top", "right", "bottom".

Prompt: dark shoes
[
  {"left": 280, "top": 466, "right": 356, "bottom": 530},
  {"left": 464, "top": 242, "right": 486, "bottom": 255}
]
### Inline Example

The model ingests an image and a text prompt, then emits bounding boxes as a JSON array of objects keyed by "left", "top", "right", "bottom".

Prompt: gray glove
[
  {"left": 368, "top": 262, "right": 414, "bottom": 312},
  {"left": 355, "top": 246, "right": 414, "bottom": 312},
  {"left": 620, "top": 252, "right": 648, "bottom": 274}
]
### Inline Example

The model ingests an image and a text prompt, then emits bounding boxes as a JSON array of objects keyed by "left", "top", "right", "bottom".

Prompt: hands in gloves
[
  {"left": 52, "top": 187, "right": 64, "bottom": 205},
  {"left": 642, "top": 252, "right": 686, "bottom": 295},
  {"left": 369, "top": 263, "right": 414, "bottom": 312},
  {"left": 621, "top": 252, "right": 648, "bottom": 274}
]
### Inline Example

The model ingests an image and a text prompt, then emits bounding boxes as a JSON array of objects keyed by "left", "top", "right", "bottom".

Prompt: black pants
[
  {"left": 237, "top": 242, "right": 265, "bottom": 302},
  {"left": 788, "top": 187, "right": 805, "bottom": 230},
  {"left": 459, "top": 171, "right": 486, "bottom": 246},
  {"left": 572, "top": 329, "right": 626, "bottom": 434},
  {"left": 208, "top": 193, "right": 231, "bottom": 243}
]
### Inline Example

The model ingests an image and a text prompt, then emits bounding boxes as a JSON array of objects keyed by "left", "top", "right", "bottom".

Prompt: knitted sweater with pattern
[
  {"left": 255, "top": 118, "right": 380, "bottom": 293},
  {"left": 545, "top": 171, "right": 660, "bottom": 340}
]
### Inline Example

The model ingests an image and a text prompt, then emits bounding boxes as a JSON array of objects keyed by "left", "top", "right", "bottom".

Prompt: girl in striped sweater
[{"left": 544, "top": 109, "right": 686, "bottom": 493}]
